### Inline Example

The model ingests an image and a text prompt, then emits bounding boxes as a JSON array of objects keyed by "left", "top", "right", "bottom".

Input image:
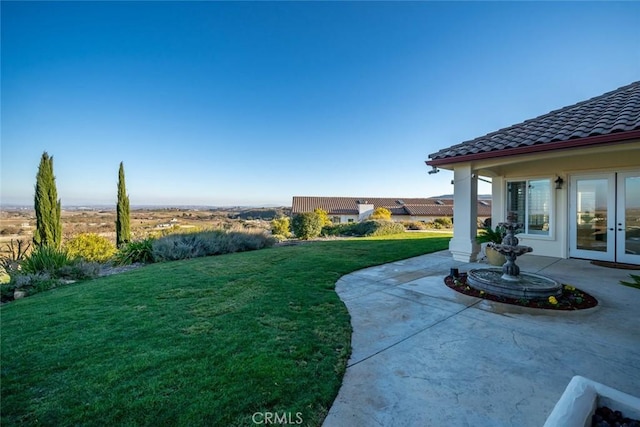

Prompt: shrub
[
  {"left": 113, "top": 238, "right": 155, "bottom": 265},
  {"left": 224, "top": 230, "right": 275, "bottom": 253},
  {"left": 356, "top": 220, "right": 405, "bottom": 237},
  {"left": 270, "top": 216, "right": 291, "bottom": 238},
  {"left": 57, "top": 260, "right": 101, "bottom": 280},
  {"left": 3, "top": 273, "right": 60, "bottom": 300},
  {"left": 401, "top": 221, "right": 427, "bottom": 231},
  {"left": 21, "top": 245, "right": 72, "bottom": 276},
  {"left": 314, "top": 209, "right": 332, "bottom": 227},
  {"left": 0, "top": 282, "right": 15, "bottom": 302},
  {"left": 151, "top": 230, "right": 276, "bottom": 262},
  {"left": 321, "top": 220, "right": 404, "bottom": 237},
  {"left": 321, "top": 223, "right": 354, "bottom": 237},
  {"left": 64, "top": 233, "right": 117, "bottom": 263},
  {"left": 370, "top": 207, "right": 392, "bottom": 221},
  {"left": 291, "top": 212, "right": 323, "bottom": 240},
  {"left": 0, "top": 263, "right": 99, "bottom": 302},
  {"left": 433, "top": 217, "right": 453, "bottom": 228},
  {"left": 152, "top": 234, "right": 203, "bottom": 261}
]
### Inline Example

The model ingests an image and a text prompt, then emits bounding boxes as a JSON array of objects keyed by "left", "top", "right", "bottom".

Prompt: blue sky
[{"left": 2, "top": 1, "right": 639, "bottom": 207}]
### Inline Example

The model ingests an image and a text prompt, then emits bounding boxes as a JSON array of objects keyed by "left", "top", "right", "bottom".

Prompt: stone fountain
[{"left": 467, "top": 214, "right": 562, "bottom": 299}]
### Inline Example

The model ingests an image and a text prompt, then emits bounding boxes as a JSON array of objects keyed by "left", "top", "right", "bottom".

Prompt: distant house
[
  {"left": 426, "top": 81, "right": 640, "bottom": 265},
  {"left": 291, "top": 196, "right": 491, "bottom": 224}
]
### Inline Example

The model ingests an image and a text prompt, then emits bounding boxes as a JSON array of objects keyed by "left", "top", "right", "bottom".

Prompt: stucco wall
[{"left": 483, "top": 140, "right": 640, "bottom": 259}]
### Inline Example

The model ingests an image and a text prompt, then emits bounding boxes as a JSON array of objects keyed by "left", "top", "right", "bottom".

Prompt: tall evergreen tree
[
  {"left": 33, "top": 152, "right": 62, "bottom": 248},
  {"left": 116, "top": 162, "right": 131, "bottom": 247}
]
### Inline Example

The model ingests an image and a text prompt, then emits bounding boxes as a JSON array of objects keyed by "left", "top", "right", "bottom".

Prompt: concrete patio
[{"left": 323, "top": 250, "right": 640, "bottom": 427}]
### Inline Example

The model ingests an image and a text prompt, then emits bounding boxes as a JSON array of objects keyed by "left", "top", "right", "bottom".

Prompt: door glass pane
[
  {"left": 576, "top": 179, "right": 608, "bottom": 252},
  {"left": 624, "top": 176, "right": 640, "bottom": 256}
]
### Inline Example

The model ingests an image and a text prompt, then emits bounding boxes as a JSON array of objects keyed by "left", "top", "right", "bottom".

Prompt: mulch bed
[
  {"left": 591, "top": 260, "right": 640, "bottom": 270},
  {"left": 445, "top": 273, "right": 598, "bottom": 310}
]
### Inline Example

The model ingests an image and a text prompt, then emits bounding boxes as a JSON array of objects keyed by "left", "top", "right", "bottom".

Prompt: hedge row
[{"left": 321, "top": 220, "right": 405, "bottom": 237}]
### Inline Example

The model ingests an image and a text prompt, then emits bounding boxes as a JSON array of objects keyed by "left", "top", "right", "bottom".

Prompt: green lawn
[{"left": 1, "top": 233, "right": 450, "bottom": 426}]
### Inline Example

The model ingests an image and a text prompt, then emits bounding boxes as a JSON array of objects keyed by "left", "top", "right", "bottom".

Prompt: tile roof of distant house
[
  {"left": 291, "top": 196, "right": 492, "bottom": 217},
  {"left": 427, "top": 81, "right": 640, "bottom": 165}
]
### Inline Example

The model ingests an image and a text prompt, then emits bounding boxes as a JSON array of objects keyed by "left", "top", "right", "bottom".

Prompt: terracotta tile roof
[
  {"left": 291, "top": 196, "right": 492, "bottom": 217},
  {"left": 428, "top": 81, "right": 640, "bottom": 164}
]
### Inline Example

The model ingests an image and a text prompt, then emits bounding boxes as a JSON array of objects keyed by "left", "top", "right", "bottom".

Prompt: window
[{"left": 506, "top": 179, "right": 551, "bottom": 236}]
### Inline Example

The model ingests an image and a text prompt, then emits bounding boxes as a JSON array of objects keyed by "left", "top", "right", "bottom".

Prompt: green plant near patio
[
  {"left": 1, "top": 233, "right": 450, "bottom": 426},
  {"left": 620, "top": 274, "right": 640, "bottom": 290},
  {"left": 476, "top": 225, "right": 505, "bottom": 244}
]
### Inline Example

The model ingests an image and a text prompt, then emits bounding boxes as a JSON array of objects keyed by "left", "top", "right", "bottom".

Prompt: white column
[
  {"left": 491, "top": 176, "right": 504, "bottom": 225},
  {"left": 449, "top": 164, "right": 480, "bottom": 262}
]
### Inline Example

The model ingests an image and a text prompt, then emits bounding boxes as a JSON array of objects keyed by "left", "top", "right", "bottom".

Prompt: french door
[{"left": 569, "top": 171, "right": 640, "bottom": 264}]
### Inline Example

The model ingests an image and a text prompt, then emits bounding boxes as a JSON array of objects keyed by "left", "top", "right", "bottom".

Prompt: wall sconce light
[{"left": 555, "top": 176, "right": 564, "bottom": 190}]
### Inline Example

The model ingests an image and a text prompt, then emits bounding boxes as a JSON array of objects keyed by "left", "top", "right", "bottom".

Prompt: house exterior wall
[
  {"left": 334, "top": 215, "right": 358, "bottom": 223},
  {"left": 490, "top": 172, "right": 567, "bottom": 258},
  {"left": 357, "top": 204, "right": 374, "bottom": 221},
  {"left": 481, "top": 140, "right": 640, "bottom": 259}
]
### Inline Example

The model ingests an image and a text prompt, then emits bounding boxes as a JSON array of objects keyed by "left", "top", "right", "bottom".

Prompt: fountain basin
[{"left": 467, "top": 268, "right": 562, "bottom": 299}]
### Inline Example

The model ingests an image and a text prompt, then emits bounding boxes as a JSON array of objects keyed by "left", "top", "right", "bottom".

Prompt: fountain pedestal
[
  {"left": 467, "top": 215, "right": 561, "bottom": 299},
  {"left": 492, "top": 243, "right": 532, "bottom": 281}
]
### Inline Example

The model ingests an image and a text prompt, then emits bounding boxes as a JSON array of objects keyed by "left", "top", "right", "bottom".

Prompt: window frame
[{"left": 505, "top": 177, "right": 554, "bottom": 239}]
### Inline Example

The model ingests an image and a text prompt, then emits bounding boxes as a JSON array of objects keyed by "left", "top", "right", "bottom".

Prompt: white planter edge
[{"left": 543, "top": 375, "right": 640, "bottom": 427}]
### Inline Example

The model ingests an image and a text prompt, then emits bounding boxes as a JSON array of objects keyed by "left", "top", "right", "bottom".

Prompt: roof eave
[{"left": 425, "top": 129, "right": 640, "bottom": 168}]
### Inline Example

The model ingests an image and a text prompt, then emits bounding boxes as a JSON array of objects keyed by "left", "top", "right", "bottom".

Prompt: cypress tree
[
  {"left": 116, "top": 162, "right": 131, "bottom": 247},
  {"left": 33, "top": 151, "right": 62, "bottom": 248}
]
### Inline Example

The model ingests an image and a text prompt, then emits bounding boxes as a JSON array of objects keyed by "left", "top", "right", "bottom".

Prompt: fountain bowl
[{"left": 467, "top": 268, "right": 562, "bottom": 299}]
